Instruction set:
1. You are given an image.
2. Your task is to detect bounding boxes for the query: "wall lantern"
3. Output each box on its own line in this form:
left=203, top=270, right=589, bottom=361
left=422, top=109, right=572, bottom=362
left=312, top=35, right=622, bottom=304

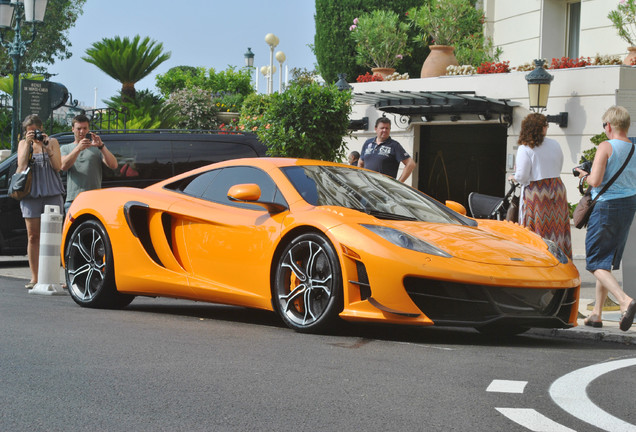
left=335, top=73, right=352, bottom=91
left=525, top=59, right=568, bottom=127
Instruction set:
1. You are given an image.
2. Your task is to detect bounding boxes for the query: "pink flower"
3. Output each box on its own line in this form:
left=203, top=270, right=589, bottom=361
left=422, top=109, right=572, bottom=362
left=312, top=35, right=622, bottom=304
left=396, top=54, right=403, bottom=59
left=353, top=17, right=359, bottom=25
left=620, top=0, right=626, bottom=4
left=349, top=24, right=357, bottom=31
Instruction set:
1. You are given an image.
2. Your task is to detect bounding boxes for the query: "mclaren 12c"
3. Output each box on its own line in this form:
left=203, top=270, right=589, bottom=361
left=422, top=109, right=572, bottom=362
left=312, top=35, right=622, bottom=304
left=61, top=158, right=580, bottom=334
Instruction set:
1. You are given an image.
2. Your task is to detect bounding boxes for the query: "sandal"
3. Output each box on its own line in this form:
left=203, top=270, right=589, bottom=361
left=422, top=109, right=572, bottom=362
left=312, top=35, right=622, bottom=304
left=584, top=315, right=603, bottom=328
left=619, top=300, right=636, bottom=332
left=24, top=282, right=35, bottom=289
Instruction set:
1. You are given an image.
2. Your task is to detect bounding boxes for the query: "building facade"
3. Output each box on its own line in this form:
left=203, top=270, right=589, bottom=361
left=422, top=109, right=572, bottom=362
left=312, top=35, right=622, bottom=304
left=344, top=0, right=635, bottom=257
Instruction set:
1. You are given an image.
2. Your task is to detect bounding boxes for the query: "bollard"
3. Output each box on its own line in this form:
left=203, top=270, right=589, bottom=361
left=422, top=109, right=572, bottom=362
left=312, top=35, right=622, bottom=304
left=29, top=205, right=67, bottom=296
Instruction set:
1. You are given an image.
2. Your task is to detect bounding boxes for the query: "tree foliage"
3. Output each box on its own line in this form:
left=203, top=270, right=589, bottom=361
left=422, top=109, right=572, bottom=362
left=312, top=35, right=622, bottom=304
left=83, top=35, right=171, bottom=102
left=166, top=87, right=219, bottom=130
left=155, top=66, right=254, bottom=99
left=104, top=90, right=179, bottom=129
left=0, top=0, right=86, bottom=76
left=314, top=0, right=424, bottom=83
left=253, top=82, right=352, bottom=161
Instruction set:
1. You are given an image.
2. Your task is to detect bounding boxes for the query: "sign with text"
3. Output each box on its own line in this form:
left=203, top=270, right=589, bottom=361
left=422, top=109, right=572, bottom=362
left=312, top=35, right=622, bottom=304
left=21, top=79, right=51, bottom=121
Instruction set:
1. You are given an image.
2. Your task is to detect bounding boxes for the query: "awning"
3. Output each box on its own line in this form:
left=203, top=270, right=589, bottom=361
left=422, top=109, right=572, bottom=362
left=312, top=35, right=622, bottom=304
left=353, top=90, right=517, bottom=125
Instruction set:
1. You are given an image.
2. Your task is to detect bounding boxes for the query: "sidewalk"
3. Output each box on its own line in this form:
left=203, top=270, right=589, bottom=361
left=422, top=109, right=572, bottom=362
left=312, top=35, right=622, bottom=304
left=1, top=256, right=634, bottom=344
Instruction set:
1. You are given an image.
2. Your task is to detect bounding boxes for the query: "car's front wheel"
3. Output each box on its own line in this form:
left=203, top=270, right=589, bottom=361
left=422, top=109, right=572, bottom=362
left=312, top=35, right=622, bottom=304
left=273, top=233, right=343, bottom=333
left=65, top=219, right=134, bottom=309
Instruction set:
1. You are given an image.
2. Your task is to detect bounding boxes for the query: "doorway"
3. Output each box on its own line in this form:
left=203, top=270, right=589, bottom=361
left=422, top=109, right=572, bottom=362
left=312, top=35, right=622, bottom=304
left=416, top=124, right=508, bottom=207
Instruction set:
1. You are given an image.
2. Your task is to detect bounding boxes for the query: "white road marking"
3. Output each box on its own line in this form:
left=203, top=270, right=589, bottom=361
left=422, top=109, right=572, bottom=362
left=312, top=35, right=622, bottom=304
left=487, top=379, right=528, bottom=393
left=495, top=408, right=576, bottom=432
left=549, top=357, right=636, bottom=432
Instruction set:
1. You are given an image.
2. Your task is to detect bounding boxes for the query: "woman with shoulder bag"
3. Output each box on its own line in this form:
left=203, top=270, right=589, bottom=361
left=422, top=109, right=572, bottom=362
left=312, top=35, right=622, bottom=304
left=17, top=114, right=64, bottom=289
left=575, top=106, right=636, bottom=331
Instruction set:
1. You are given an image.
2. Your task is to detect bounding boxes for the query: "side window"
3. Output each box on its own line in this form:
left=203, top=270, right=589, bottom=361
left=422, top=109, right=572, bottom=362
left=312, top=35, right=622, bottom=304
left=105, top=139, right=173, bottom=183
left=172, top=140, right=257, bottom=174
left=180, top=169, right=221, bottom=197
left=201, top=166, right=284, bottom=210
left=0, top=158, right=16, bottom=189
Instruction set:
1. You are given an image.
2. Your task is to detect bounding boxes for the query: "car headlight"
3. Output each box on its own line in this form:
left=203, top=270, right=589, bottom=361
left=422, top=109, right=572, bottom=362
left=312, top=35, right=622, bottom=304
left=544, top=238, right=568, bottom=264
left=361, top=224, right=451, bottom=258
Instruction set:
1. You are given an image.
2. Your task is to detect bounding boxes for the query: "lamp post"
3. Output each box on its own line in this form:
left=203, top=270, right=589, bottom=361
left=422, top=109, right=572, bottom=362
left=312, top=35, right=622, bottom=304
left=244, top=47, right=255, bottom=89
left=275, top=50, right=285, bottom=92
left=264, top=33, right=279, bottom=94
left=0, top=0, right=48, bottom=153
left=525, top=59, right=568, bottom=127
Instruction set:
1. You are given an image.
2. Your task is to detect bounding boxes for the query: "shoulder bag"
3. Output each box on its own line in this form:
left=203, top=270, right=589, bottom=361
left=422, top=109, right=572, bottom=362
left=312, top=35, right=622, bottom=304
left=8, top=147, right=33, bottom=201
left=573, top=143, right=634, bottom=229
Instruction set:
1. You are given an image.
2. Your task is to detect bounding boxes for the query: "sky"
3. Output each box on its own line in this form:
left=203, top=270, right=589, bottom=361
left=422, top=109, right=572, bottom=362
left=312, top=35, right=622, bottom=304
left=48, top=0, right=318, bottom=107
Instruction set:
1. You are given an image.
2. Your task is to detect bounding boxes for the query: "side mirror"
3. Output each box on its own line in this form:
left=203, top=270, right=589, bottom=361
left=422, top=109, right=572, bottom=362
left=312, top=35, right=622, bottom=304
left=445, top=200, right=467, bottom=216
left=228, top=183, right=261, bottom=201
left=227, top=183, right=287, bottom=214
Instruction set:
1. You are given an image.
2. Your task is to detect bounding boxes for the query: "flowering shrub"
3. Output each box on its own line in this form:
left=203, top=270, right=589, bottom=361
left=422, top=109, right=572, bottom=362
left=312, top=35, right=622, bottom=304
left=167, top=87, right=218, bottom=129
left=446, top=65, right=475, bottom=75
left=608, top=0, right=636, bottom=46
left=591, top=54, right=623, bottom=65
left=476, top=61, right=510, bottom=74
left=349, top=10, right=411, bottom=69
left=513, top=62, right=539, bottom=72
left=356, top=72, right=384, bottom=83
left=549, top=56, right=591, bottom=69
left=384, top=72, right=410, bottom=81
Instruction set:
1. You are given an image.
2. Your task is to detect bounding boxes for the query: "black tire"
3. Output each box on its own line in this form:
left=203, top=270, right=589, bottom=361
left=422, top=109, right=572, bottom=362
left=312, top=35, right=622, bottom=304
left=65, top=219, right=134, bottom=309
left=273, top=233, right=343, bottom=333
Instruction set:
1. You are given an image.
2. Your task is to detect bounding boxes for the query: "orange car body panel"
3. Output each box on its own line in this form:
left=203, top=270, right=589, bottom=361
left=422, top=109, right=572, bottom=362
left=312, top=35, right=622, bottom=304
left=61, top=158, right=580, bottom=328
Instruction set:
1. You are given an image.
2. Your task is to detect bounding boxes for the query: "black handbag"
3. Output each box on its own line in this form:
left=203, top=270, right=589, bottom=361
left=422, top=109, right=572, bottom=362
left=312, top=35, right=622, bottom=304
left=8, top=148, right=33, bottom=201
left=573, top=143, right=634, bottom=229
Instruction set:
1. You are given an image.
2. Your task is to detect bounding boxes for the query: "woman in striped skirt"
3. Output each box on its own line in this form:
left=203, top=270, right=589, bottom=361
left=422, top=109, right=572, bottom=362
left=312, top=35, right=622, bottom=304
left=510, top=113, right=572, bottom=258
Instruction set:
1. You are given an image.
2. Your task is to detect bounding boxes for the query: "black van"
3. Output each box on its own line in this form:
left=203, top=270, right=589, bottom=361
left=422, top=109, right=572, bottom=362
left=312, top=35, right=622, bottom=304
left=0, top=130, right=267, bottom=255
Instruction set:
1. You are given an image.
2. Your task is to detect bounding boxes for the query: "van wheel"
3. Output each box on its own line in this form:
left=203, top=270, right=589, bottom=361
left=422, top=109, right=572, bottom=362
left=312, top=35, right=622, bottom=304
left=65, top=220, right=134, bottom=309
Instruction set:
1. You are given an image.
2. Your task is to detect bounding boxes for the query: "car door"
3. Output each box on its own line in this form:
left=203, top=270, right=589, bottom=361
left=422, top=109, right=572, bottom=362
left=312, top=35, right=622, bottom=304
left=0, top=154, right=28, bottom=254
left=167, top=166, right=288, bottom=310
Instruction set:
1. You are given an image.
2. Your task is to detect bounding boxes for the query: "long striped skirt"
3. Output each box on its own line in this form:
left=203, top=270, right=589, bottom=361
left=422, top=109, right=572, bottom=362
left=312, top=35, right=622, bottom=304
left=521, top=177, right=572, bottom=258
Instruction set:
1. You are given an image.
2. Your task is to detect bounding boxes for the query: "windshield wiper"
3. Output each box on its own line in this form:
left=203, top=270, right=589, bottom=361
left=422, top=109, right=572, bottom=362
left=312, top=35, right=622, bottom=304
left=364, top=209, right=417, bottom=221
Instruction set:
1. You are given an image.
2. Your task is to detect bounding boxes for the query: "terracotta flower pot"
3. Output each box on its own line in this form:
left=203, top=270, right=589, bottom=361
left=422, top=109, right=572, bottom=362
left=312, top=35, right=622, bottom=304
left=623, top=47, right=636, bottom=66
left=420, top=45, right=459, bottom=78
left=371, top=67, right=396, bottom=78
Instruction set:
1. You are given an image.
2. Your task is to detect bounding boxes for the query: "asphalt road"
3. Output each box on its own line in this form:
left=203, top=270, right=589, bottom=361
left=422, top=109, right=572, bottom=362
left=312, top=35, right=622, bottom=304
left=1, top=276, right=635, bottom=432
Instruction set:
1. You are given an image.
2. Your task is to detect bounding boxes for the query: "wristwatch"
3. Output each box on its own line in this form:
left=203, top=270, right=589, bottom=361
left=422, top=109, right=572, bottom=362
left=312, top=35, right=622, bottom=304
left=97, top=144, right=104, bottom=150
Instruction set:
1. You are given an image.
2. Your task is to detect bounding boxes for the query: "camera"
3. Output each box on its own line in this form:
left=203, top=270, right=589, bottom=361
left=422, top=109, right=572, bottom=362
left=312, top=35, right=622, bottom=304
left=573, top=159, right=592, bottom=177
left=85, top=132, right=92, bottom=141
left=33, top=129, right=44, bottom=142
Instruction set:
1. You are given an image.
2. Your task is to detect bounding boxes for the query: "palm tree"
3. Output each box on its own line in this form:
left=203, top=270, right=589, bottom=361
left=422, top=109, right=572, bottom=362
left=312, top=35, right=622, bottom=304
left=83, top=35, right=171, bottom=102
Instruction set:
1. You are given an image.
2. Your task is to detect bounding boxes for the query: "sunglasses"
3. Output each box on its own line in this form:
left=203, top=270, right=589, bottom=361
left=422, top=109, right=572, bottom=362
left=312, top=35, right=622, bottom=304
left=602, top=122, right=608, bottom=129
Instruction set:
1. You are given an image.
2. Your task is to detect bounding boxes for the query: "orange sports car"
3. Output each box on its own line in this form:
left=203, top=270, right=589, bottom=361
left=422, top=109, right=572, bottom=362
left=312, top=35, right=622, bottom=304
left=61, top=158, right=580, bottom=334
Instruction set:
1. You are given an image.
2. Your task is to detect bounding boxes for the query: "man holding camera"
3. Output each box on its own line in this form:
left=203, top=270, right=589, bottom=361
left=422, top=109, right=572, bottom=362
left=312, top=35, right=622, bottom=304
left=60, top=114, right=118, bottom=212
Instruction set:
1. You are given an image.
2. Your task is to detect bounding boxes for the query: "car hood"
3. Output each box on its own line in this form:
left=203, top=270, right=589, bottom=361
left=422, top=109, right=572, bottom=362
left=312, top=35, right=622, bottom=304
left=389, top=221, right=556, bottom=267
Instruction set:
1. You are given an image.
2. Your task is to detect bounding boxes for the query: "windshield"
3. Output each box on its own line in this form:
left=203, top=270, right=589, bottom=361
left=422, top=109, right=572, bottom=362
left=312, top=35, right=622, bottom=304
left=282, top=165, right=463, bottom=224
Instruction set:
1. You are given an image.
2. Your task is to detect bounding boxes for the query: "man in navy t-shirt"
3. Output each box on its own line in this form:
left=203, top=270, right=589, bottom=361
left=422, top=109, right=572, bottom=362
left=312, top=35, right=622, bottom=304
left=358, top=117, right=415, bottom=182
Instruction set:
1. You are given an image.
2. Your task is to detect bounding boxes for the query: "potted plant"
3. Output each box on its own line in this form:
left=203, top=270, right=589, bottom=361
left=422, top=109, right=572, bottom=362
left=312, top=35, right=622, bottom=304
left=607, top=0, right=636, bottom=64
left=349, top=10, right=411, bottom=78
left=408, top=0, right=488, bottom=77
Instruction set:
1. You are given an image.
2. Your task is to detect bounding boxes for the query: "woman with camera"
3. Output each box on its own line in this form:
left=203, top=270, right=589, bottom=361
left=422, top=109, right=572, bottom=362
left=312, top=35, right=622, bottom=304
left=510, top=112, right=572, bottom=258
left=576, top=106, right=636, bottom=331
left=16, top=114, right=64, bottom=289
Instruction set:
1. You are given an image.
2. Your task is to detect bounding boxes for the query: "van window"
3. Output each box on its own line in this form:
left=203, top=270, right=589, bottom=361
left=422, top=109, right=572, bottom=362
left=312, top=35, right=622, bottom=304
left=172, top=140, right=257, bottom=173
left=104, top=140, right=173, bottom=186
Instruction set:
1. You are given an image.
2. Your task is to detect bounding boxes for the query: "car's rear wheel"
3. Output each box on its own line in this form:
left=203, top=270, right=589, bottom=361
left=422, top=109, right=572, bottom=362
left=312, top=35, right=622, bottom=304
left=274, top=233, right=343, bottom=333
left=65, top=219, right=134, bottom=309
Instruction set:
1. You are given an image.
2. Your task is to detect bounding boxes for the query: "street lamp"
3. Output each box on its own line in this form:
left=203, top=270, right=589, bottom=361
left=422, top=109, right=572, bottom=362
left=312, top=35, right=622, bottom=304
left=525, top=59, right=568, bottom=127
left=0, top=0, right=48, bottom=153
left=275, top=50, right=285, bottom=92
left=244, top=47, right=254, bottom=68
left=264, top=33, right=279, bottom=94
